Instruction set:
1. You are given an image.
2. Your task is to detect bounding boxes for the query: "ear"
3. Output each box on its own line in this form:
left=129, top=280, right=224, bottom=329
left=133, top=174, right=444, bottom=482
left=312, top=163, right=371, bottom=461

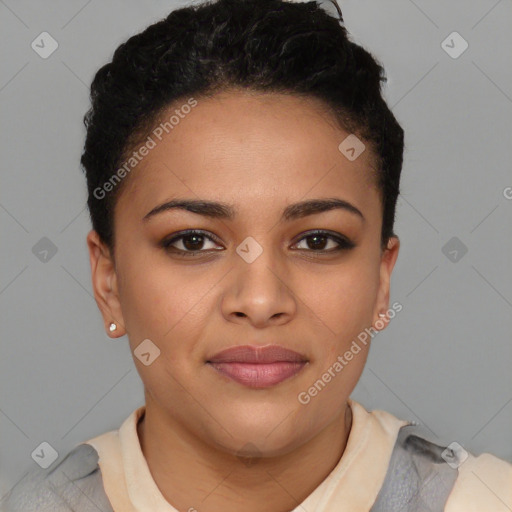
left=373, top=236, right=400, bottom=330
left=86, top=229, right=126, bottom=338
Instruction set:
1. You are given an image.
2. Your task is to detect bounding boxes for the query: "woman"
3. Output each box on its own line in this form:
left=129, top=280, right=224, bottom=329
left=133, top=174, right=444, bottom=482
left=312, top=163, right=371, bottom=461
left=2, top=0, right=511, bottom=510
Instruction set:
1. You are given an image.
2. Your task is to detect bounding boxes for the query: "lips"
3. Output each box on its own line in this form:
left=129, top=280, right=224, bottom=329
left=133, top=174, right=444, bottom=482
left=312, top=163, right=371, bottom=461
left=207, top=345, right=308, bottom=388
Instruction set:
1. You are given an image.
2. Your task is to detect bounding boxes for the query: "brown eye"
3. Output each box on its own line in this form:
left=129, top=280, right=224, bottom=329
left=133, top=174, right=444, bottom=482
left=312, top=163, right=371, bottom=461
left=162, top=230, right=223, bottom=256
left=293, top=230, right=355, bottom=252
left=178, top=233, right=207, bottom=251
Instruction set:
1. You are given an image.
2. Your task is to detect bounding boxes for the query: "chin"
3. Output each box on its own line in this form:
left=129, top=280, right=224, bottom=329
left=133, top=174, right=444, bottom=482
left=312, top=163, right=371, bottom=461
left=204, top=408, right=311, bottom=458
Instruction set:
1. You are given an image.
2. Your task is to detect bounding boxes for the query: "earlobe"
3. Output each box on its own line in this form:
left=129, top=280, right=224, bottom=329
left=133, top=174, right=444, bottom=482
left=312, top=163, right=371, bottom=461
left=86, top=230, right=126, bottom=338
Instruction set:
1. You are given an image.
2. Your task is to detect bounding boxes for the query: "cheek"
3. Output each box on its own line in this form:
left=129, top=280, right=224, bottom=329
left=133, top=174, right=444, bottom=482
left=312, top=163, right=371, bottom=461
left=303, top=261, right=379, bottom=353
left=117, top=252, right=214, bottom=353
left=116, top=258, right=207, bottom=394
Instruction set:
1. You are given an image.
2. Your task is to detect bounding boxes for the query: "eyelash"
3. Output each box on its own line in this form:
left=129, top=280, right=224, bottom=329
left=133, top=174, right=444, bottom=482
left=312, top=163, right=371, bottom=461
left=161, top=229, right=355, bottom=257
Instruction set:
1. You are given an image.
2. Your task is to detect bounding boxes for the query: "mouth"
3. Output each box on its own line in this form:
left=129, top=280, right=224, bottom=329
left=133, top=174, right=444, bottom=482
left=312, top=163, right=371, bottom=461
left=206, top=345, right=308, bottom=389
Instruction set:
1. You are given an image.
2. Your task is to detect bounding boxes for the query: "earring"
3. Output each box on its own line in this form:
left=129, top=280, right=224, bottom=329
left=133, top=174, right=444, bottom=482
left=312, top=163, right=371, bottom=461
left=378, top=313, right=386, bottom=318
left=109, top=322, right=117, bottom=332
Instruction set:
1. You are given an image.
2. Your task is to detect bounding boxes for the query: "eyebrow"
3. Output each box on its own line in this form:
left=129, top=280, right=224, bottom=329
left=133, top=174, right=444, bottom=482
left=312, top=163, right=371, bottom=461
left=142, top=197, right=365, bottom=223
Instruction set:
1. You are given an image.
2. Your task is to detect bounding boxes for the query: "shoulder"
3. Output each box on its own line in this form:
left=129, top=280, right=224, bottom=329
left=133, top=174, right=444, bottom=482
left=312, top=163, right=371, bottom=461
left=371, top=422, right=512, bottom=512
left=0, top=443, right=113, bottom=512
left=445, top=450, right=512, bottom=511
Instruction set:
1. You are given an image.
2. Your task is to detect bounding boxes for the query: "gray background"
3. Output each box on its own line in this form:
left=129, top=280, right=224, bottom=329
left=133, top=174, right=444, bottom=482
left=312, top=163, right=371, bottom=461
left=1, top=0, right=511, bottom=498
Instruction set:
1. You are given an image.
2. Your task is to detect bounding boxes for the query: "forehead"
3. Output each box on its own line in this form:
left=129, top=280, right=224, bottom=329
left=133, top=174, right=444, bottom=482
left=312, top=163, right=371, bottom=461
left=115, top=90, right=380, bottom=223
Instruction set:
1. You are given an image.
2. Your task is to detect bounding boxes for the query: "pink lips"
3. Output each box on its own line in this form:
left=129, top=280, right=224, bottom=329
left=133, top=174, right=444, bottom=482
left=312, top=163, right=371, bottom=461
left=207, top=345, right=308, bottom=388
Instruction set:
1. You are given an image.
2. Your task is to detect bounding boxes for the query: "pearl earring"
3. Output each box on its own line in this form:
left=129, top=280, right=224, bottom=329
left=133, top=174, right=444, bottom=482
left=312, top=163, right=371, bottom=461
left=109, top=322, right=117, bottom=332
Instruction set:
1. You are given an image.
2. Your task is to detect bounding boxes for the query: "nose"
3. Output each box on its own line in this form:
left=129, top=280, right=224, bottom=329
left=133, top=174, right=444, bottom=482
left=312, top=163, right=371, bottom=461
left=221, top=247, right=297, bottom=329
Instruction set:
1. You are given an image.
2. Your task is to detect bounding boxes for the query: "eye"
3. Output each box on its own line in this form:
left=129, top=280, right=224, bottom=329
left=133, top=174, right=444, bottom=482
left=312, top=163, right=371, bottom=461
left=161, top=229, right=355, bottom=257
left=161, top=230, right=223, bottom=256
left=292, top=230, right=355, bottom=253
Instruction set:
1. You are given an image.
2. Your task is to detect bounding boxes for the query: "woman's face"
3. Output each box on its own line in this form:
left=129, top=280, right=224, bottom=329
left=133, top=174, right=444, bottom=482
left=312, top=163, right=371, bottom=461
left=88, top=90, right=399, bottom=456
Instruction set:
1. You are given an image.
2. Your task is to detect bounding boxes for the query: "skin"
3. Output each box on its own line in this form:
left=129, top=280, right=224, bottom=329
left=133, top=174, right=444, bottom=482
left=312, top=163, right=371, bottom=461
left=87, top=89, right=400, bottom=512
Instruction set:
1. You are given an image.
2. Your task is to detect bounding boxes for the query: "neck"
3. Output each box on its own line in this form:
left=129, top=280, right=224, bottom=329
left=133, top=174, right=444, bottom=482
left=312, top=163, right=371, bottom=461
left=137, top=400, right=353, bottom=512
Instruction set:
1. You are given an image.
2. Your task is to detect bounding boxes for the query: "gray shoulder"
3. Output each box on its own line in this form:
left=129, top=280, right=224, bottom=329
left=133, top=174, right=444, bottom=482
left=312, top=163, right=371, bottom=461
left=371, top=424, right=460, bottom=512
left=0, top=443, right=113, bottom=512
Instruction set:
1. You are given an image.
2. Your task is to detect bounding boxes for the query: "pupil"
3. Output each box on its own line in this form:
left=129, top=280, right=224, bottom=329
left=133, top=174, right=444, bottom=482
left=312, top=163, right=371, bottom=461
left=309, top=235, right=327, bottom=250
left=184, top=234, right=204, bottom=251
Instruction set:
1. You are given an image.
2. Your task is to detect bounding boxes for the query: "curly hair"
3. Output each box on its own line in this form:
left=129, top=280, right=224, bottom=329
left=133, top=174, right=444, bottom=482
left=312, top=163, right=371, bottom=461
left=80, top=0, right=404, bottom=256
